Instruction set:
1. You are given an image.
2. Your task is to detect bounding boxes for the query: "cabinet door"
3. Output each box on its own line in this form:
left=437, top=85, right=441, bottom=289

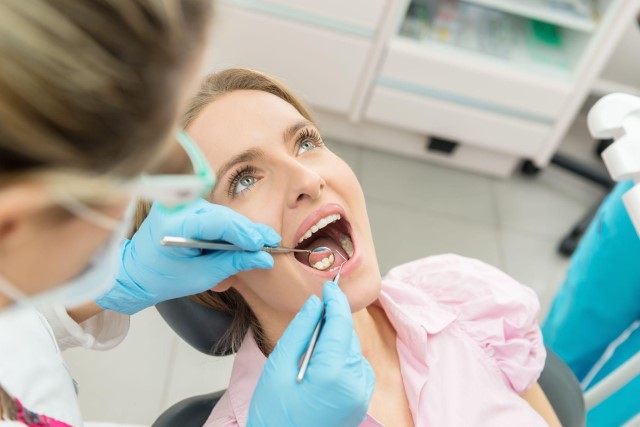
left=205, top=5, right=372, bottom=114
left=378, top=38, right=572, bottom=121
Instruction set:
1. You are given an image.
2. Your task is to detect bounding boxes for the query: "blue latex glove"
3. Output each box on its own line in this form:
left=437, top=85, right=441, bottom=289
left=248, top=281, right=375, bottom=427
left=96, top=199, right=281, bottom=315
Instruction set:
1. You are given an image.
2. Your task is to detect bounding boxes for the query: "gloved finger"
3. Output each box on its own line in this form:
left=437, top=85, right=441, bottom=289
left=348, top=329, right=375, bottom=391
left=254, top=223, right=281, bottom=247
left=347, top=329, right=375, bottom=413
left=314, top=281, right=353, bottom=368
left=183, top=202, right=278, bottom=251
left=347, top=328, right=364, bottom=360
left=363, top=358, right=375, bottom=406
left=270, top=295, right=323, bottom=364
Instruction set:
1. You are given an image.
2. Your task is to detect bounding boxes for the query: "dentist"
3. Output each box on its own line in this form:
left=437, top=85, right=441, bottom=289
left=0, top=1, right=373, bottom=426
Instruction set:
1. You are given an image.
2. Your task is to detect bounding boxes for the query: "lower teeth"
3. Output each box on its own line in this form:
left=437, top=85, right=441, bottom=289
left=304, top=235, right=353, bottom=272
left=309, top=247, right=335, bottom=271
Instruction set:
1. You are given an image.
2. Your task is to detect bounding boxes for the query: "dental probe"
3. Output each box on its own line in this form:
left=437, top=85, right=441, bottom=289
left=160, top=236, right=312, bottom=254
left=297, top=263, right=343, bottom=382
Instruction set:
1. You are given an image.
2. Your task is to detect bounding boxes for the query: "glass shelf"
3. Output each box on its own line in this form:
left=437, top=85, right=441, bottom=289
left=400, top=0, right=587, bottom=76
left=462, top=0, right=597, bottom=33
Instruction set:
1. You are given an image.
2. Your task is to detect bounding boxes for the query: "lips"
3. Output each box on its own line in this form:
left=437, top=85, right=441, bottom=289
left=291, top=203, right=361, bottom=278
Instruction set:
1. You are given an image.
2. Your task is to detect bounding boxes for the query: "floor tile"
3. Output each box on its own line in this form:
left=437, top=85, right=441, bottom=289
left=360, top=149, right=497, bottom=226
left=161, top=338, right=234, bottom=412
left=62, top=309, right=176, bottom=426
left=367, top=200, right=502, bottom=275
left=491, top=168, right=605, bottom=238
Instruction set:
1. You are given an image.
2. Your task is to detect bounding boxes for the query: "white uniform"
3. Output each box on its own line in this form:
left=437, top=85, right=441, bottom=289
left=0, top=305, right=131, bottom=427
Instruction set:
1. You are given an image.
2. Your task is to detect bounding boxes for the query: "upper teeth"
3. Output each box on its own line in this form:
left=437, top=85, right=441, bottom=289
left=298, top=214, right=341, bottom=244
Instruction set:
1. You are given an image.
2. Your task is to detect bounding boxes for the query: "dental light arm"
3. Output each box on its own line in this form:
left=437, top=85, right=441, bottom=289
left=588, top=93, right=640, bottom=236
left=582, top=94, right=640, bottom=409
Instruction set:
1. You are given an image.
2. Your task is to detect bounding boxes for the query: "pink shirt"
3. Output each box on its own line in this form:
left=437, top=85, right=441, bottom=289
left=204, top=254, right=548, bottom=427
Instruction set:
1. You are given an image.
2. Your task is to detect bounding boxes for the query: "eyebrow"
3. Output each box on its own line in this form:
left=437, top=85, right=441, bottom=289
left=216, top=147, right=265, bottom=183
left=215, top=120, right=315, bottom=184
left=284, top=120, right=314, bottom=142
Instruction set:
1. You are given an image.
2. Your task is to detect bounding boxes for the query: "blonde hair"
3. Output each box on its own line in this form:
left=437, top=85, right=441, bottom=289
left=135, top=68, right=316, bottom=354
left=0, top=0, right=212, bottom=198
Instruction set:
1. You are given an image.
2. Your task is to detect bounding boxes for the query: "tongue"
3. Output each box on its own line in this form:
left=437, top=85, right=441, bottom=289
left=295, top=236, right=349, bottom=267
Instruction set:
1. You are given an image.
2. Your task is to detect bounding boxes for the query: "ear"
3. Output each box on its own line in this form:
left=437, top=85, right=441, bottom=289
left=211, top=276, right=233, bottom=292
left=0, top=182, right=53, bottom=242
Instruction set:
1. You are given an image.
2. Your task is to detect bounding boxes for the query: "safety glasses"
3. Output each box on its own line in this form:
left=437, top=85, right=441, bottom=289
left=134, top=130, right=216, bottom=210
left=51, top=129, right=216, bottom=230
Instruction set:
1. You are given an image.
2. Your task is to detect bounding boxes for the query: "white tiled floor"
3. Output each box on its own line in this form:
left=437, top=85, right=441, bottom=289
left=62, top=113, right=607, bottom=426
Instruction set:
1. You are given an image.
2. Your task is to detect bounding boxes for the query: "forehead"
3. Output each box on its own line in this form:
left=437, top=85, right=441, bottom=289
left=187, top=90, right=305, bottom=169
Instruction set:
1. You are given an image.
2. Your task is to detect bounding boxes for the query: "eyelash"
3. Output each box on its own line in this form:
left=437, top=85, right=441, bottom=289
left=227, top=165, right=258, bottom=198
left=226, top=128, right=325, bottom=198
left=295, top=128, right=324, bottom=151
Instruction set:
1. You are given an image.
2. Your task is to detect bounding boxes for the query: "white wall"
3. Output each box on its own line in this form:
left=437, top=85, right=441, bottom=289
left=597, top=13, right=640, bottom=92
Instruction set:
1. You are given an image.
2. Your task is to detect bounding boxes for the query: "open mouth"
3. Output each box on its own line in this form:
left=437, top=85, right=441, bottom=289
left=293, top=212, right=354, bottom=272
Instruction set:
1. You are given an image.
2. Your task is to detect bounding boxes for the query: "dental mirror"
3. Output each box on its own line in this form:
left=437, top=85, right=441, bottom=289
left=308, top=246, right=335, bottom=271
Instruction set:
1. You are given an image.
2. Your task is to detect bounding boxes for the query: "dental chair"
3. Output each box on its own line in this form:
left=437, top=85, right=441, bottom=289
left=152, top=297, right=586, bottom=427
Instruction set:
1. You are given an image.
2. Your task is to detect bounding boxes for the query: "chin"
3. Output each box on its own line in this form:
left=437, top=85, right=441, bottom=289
left=337, top=256, right=382, bottom=313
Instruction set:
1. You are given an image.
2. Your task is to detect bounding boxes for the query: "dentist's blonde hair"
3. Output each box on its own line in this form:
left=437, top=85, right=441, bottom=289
left=135, top=68, right=316, bottom=355
left=0, top=0, right=211, bottom=200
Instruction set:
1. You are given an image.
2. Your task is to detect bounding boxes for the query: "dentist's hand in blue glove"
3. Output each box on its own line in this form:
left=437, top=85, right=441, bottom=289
left=96, top=199, right=281, bottom=315
left=248, top=281, right=375, bottom=427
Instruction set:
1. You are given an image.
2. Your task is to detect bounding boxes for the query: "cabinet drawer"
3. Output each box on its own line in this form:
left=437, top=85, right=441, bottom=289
left=365, top=85, right=550, bottom=158
left=316, top=110, right=520, bottom=178
left=206, top=5, right=372, bottom=114
left=379, top=38, right=572, bottom=121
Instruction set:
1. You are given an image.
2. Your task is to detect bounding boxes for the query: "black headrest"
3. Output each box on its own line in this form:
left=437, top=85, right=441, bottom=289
left=156, top=297, right=234, bottom=356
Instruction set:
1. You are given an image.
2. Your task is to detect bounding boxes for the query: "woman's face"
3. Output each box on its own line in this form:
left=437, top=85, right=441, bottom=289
left=188, top=90, right=381, bottom=327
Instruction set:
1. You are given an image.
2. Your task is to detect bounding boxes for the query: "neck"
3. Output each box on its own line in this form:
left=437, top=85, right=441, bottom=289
left=353, top=303, right=397, bottom=366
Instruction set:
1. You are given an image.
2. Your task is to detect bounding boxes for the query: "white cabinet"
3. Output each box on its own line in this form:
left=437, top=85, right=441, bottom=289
left=205, top=3, right=374, bottom=114
left=203, top=0, right=640, bottom=177
left=362, top=0, right=639, bottom=174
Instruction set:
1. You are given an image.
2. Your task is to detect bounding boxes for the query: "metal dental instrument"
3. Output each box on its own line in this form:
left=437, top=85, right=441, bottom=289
left=160, top=236, right=312, bottom=254
left=297, top=260, right=344, bottom=382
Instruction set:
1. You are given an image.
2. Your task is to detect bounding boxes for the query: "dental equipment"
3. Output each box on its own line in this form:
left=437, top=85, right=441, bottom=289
left=161, top=236, right=312, bottom=254
left=297, top=261, right=344, bottom=382
left=161, top=237, right=341, bottom=272
left=588, top=93, right=640, bottom=236
left=582, top=93, right=640, bottom=408
left=307, top=246, right=335, bottom=270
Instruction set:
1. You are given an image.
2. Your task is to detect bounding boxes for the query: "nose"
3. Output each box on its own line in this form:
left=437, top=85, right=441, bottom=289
left=286, top=161, right=325, bottom=208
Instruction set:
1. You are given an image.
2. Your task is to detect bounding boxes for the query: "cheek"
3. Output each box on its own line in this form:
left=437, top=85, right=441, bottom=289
left=233, top=257, right=320, bottom=313
left=217, top=183, right=285, bottom=231
left=326, top=156, right=364, bottom=200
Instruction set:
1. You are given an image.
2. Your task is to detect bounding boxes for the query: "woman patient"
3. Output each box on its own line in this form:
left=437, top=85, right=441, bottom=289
left=145, top=68, right=561, bottom=426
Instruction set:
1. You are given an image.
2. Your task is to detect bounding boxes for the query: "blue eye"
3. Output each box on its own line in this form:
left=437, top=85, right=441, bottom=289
left=227, top=165, right=259, bottom=198
left=234, top=175, right=257, bottom=194
left=295, top=128, right=324, bottom=155
left=297, top=139, right=317, bottom=155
